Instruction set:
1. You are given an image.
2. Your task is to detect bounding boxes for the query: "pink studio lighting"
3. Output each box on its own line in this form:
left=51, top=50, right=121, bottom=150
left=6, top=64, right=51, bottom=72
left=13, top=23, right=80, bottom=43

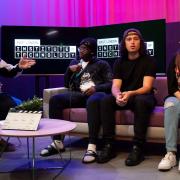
left=0, top=0, right=180, bottom=27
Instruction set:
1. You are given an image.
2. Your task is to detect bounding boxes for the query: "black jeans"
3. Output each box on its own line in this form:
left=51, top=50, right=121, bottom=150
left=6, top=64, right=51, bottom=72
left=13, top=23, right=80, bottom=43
left=100, top=94, right=156, bottom=148
left=0, top=93, right=16, bottom=120
left=49, top=91, right=108, bottom=142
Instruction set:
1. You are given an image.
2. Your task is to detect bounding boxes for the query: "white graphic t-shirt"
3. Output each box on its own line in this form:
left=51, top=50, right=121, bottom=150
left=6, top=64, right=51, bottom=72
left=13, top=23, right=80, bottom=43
left=79, top=60, right=95, bottom=92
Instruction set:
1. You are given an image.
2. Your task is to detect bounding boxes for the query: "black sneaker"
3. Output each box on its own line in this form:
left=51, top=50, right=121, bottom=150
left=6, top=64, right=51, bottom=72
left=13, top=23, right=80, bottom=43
left=125, top=145, right=145, bottom=166
left=96, top=144, right=116, bottom=163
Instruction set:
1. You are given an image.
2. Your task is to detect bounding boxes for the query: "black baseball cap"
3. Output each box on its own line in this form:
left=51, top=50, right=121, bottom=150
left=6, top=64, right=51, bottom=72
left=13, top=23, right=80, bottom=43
left=80, top=37, right=97, bottom=53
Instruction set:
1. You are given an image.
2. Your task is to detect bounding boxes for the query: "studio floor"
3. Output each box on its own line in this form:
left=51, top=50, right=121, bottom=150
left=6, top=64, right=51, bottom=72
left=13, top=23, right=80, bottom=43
left=0, top=136, right=179, bottom=180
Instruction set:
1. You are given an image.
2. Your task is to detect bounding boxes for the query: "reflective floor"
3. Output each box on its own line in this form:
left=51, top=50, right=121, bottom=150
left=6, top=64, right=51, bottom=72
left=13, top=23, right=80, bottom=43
left=0, top=136, right=179, bottom=180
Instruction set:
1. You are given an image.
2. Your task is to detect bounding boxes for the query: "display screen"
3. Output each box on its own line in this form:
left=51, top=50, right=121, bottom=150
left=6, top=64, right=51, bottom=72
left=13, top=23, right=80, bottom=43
left=89, top=19, right=166, bottom=75
left=1, top=19, right=165, bottom=75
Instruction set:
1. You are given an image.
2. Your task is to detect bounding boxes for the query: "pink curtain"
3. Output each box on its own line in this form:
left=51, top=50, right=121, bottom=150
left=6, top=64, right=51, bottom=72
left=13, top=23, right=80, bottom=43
left=0, top=0, right=180, bottom=27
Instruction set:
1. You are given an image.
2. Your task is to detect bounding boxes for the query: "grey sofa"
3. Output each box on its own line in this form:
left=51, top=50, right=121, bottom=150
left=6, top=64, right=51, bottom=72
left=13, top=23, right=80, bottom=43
left=43, top=77, right=175, bottom=143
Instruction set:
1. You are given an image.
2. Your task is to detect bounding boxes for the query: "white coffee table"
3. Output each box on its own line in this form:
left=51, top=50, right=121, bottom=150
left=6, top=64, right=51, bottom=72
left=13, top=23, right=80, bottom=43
left=0, top=118, right=76, bottom=180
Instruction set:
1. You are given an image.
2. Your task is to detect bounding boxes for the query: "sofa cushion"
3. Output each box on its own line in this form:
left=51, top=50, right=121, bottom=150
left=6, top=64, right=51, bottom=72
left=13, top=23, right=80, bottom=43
left=63, top=106, right=165, bottom=127
left=153, top=77, right=167, bottom=106
left=63, top=108, right=87, bottom=122
left=149, top=106, right=164, bottom=127
left=60, top=77, right=168, bottom=129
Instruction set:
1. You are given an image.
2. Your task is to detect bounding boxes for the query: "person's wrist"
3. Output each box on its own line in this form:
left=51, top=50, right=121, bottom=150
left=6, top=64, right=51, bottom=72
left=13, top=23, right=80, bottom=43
left=16, top=64, right=23, bottom=72
left=114, top=92, right=120, bottom=98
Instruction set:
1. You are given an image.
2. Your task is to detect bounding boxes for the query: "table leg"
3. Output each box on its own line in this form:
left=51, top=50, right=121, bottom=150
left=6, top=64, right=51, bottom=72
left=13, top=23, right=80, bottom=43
left=32, top=137, right=35, bottom=180
left=51, top=134, right=72, bottom=180
left=26, top=137, right=36, bottom=180
left=27, top=137, right=30, bottom=159
left=0, top=134, right=72, bottom=179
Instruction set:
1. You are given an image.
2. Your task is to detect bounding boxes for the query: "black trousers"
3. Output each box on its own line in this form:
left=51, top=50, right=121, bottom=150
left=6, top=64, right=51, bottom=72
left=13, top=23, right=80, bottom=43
left=49, top=91, right=108, bottom=143
left=100, top=94, right=156, bottom=148
left=0, top=93, right=16, bottom=120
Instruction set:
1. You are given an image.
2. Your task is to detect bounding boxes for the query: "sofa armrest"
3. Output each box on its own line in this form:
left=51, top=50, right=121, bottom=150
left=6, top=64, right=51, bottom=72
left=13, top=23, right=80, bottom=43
left=43, top=87, right=68, bottom=118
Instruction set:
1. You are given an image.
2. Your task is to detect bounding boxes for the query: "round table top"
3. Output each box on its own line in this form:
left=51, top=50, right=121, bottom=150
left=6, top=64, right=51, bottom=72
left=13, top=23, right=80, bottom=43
left=0, top=118, right=76, bottom=137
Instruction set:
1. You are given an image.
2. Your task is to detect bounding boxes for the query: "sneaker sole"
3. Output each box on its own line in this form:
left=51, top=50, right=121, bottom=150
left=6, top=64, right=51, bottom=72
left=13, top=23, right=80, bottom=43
left=82, top=159, right=96, bottom=164
left=125, top=156, right=145, bottom=166
left=96, top=153, right=116, bottom=164
left=158, top=165, right=176, bottom=171
left=40, top=148, right=65, bottom=157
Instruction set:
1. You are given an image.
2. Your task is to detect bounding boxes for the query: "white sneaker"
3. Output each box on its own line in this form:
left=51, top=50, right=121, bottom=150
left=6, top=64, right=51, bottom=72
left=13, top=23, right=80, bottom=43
left=158, top=152, right=176, bottom=171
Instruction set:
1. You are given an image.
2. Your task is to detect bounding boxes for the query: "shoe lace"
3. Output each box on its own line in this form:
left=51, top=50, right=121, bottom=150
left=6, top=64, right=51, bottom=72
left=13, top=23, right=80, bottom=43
left=163, top=152, right=175, bottom=161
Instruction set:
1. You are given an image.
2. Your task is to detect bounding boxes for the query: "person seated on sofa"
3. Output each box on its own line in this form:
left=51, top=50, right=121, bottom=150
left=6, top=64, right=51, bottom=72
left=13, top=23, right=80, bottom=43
left=0, top=55, right=36, bottom=151
left=40, top=37, right=112, bottom=157
left=95, top=28, right=157, bottom=164
left=158, top=49, right=180, bottom=171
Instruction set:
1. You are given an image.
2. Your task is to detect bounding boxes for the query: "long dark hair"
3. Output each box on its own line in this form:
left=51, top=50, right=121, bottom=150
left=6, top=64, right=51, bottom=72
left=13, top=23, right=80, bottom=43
left=120, top=31, right=147, bottom=59
left=175, top=49, right=180, bottom=72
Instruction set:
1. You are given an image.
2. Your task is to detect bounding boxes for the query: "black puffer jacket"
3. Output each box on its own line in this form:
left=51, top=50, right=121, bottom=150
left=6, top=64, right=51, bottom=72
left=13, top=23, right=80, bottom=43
left=64, top=57, right=112, bottom=93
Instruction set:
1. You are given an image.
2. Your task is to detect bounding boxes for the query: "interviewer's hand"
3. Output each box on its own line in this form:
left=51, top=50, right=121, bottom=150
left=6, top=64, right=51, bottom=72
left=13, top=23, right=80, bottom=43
left=18, top=54, right=36, bottom=69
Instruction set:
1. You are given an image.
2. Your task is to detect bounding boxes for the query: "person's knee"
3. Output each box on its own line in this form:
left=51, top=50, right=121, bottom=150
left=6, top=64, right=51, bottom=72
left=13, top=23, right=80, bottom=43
left=101, top=95, right=114, bottom=104
left=99, top=95, right=115, bottom=113
left=49, top=94, right=66, bottom=106
left=164, top=97, right=179, bottom=109
left=87, top=92, right=105, bottom=106
left=134, top=95, right=154, bottom=111
left=49, top=96, right=58, bottom=107
left=87, top=98, right=97, bottom=107
left=164, top=101, right=175, bottom=109
left=164, top=99, right=179, bottom=123
left=134, top=96, right=147, bottom=106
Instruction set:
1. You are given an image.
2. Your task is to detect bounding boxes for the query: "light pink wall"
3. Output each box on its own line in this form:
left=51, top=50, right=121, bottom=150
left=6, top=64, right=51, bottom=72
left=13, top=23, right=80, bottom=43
left=0, top=0, right=180, bottom=27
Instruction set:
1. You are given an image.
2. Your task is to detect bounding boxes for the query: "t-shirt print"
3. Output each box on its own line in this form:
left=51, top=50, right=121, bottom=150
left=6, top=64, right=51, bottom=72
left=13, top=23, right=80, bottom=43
left=80, top=72, right=95, bottom=92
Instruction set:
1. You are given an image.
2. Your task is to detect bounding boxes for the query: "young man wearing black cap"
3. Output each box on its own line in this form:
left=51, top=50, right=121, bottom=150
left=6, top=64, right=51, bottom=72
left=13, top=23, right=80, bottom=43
left=40, top=37, right=112, bottom=157
left=96, top=29, right=157, bottom=165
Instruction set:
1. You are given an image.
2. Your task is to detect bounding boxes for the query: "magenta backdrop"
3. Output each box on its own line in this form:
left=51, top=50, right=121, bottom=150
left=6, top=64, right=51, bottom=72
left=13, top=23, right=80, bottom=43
left=0, top=0, right=180, bottom=100
left=0, top=0, right=180, bottom=27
